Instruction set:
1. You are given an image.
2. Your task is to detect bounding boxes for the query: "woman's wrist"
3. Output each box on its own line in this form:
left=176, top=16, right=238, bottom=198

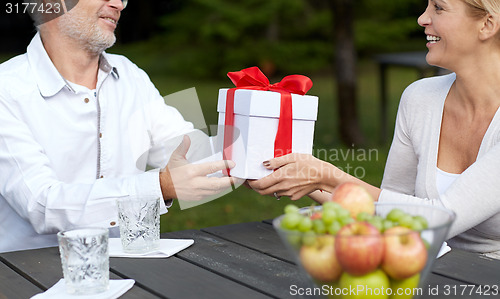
left=317, top=160, right=343, bottom=193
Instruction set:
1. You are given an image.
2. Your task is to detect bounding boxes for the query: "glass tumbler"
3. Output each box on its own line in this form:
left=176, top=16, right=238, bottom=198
left=117, top=196, right=160, bottom=253
left=57, top=228, right=109, bottom=295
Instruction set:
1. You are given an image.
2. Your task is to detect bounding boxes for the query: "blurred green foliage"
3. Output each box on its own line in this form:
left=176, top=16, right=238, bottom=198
left=356, top=0, right=426, bottom=54
left=157, top=0, right=332, bottom=77
left=131, top=0, right=427, bottom=78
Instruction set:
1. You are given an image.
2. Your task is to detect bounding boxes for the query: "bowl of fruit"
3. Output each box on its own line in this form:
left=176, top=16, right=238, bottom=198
left=273, top=183, right=456, bottom=299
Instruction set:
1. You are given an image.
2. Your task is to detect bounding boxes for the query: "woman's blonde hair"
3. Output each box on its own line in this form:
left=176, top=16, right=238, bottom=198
left=462, top=0, right=500, bottom=18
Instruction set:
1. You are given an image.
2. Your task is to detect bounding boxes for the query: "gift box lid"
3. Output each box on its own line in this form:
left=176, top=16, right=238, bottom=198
left=217, top=89, right=318, bottom=121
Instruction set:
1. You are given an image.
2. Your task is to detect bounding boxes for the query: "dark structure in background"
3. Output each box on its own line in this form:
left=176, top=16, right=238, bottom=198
left=332, top=0, right=364, bottom=146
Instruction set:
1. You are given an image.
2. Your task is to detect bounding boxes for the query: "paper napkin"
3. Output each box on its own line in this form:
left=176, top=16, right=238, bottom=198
left=437, top=241, right=451, bottom=258
left=31, top=279, right=134, bottom=299
left=109, top=238, right=194, bottom=258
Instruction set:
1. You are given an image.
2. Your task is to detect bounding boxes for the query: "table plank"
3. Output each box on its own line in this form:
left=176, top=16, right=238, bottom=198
left=432, top=249, right=500, bottom=287
left=202, top=221, right=295, bottom=263
left=110, top=255, right=268, bottom=299
left=0, top=247, right=159, bottom=298
left=163, top=229, right=319, bottom=299
left=0, top=261, right=43, bottom=299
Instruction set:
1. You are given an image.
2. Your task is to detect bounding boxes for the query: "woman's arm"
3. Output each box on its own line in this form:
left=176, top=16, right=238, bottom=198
left=249, top=153, right=381, bottom=202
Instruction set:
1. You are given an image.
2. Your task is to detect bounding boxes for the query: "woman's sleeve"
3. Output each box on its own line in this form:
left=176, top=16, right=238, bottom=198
left=380, top=143, right=500, bottom=238
left=380, top=85, right=419, bottom=195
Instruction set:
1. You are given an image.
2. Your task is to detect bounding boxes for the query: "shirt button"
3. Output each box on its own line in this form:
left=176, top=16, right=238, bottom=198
left=100, top=175, right=104, bottom=179
left=110, top=221, right=116, bottom=226
left=99, top=133, right=103, bottom=138
left=84, top=98, right=90, bottom=103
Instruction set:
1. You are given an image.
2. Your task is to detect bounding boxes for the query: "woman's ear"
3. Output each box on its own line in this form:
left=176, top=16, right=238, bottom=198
left=479, top=14, right=500, bottom=41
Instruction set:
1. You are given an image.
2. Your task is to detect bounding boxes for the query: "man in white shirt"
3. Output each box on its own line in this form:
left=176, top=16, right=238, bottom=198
left=0, top=0, right=235, bottom=252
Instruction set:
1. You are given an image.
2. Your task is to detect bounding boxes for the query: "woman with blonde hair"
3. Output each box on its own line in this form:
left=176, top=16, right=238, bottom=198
left=250, top=0, right=500, bottom=259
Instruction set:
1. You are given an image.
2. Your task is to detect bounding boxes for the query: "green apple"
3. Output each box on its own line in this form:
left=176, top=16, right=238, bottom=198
left=390, top=274, right=420, bottom=299
left=339, top=269, right=390, bottom=299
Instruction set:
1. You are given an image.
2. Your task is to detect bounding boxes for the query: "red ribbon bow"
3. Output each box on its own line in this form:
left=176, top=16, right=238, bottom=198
left=223, top=66, right=313, bottom=175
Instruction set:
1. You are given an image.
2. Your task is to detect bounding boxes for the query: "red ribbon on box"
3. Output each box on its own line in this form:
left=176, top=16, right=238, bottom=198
left=223, top=66, right=313, bottom=176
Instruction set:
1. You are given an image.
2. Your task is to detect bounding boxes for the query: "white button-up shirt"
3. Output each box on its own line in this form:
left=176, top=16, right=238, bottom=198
left=0, top=33, right=194, bottom=252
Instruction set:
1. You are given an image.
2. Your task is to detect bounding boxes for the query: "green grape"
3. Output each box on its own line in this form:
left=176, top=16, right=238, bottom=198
left=382, top=219, right=394, bottom=232
left=281, top=213, right=303, bottom=230
left=284, top=204, right=300, bottom=214
left=386, top=208, right=406, bottom=222
left=410, top=220, right=425, bottom=231
left=322, top=201, right=341, bottom=211
left=302, top=231, right=317, bottom=246
left=413, top=215, right=429, bottom=229
left=287, top=234, right=302, bottom=248
left=367, top=218, right=383, bottom=232
left=327, top=220, right=342, bottom=235
left=336, top=208, right=350, bottom=219
left=356, top=212, right=372, bottom=222
left=322, top=208, right=337, bottom=225
left=312, top=219, right=326, bottom=234
left=297, top=217, right=313, bottom=232
left=398, top=214, right=414, bottom=228
left=339, top=217, right=355, bottom=226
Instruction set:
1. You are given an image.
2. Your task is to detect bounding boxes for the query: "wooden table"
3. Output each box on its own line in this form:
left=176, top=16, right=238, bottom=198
left=1, top=220, right=499, bottom=298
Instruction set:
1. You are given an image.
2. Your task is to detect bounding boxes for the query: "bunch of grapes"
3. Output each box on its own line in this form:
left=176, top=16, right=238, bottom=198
left=280, top=203, right=428, bottom=246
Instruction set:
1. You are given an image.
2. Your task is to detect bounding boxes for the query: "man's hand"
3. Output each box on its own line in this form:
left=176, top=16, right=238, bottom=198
left=160, top=135, right=236, bottom=202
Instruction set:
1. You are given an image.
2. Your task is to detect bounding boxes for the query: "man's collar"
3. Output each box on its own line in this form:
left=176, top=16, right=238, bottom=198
left=99, top=55, right=120, bottom=80
left=26, top=32, right=119, bottom=98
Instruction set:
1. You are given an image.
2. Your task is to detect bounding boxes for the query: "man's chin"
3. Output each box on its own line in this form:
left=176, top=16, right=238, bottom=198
left=85, top=37, right=116, bottom=55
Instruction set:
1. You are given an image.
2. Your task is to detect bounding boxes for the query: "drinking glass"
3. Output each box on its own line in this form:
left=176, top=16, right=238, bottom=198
left=116, top=196, right=160, bottom=253
left=57, top=228, right=109, bottom=295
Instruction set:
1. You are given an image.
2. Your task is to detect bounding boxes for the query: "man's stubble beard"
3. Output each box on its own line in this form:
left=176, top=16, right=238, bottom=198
left=58, top=9, right=116, bottom=55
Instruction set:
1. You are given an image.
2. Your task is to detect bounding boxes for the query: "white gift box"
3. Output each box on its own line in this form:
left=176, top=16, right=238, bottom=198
left=217, top=88, right=318, bottom=179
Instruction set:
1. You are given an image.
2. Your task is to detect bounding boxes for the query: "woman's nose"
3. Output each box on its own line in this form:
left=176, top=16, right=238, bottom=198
left=417, top=6, right=431, bottom=27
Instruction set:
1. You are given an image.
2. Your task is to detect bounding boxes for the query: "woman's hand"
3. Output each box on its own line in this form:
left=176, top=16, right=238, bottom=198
left=248, top=153, right=341, bottom=201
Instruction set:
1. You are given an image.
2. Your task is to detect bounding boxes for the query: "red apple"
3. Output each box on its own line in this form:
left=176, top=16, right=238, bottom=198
left=335, top=222, right=384, bottom=276
left=382, top=226, right=428, bottom=280
left=299, top=235, right=342, bottom=282
left=331, top=182, right=375, bottom=219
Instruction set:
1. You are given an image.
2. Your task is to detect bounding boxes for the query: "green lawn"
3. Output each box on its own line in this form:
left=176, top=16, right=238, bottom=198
left=0, top=49, right=423, bottom=233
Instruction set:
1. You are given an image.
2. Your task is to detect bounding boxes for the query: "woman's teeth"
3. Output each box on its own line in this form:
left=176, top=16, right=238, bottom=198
left=427, top=35, right=441, bottom=43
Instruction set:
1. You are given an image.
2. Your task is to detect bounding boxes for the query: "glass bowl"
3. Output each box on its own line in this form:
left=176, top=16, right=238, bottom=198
left=273, top=202, right=456, bottom=298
